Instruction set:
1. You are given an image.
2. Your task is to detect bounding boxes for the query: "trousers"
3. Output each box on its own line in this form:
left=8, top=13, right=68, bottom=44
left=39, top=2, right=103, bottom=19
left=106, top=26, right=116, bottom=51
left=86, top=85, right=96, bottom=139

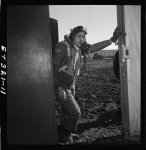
left=58, top=79, right=81, bottom=133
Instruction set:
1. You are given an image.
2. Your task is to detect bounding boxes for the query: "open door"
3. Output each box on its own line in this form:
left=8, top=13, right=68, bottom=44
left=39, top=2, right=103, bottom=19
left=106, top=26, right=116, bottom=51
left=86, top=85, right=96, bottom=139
left=117, top=5, right=141, bottom=142
left=7, top=6, right=57, bottom=145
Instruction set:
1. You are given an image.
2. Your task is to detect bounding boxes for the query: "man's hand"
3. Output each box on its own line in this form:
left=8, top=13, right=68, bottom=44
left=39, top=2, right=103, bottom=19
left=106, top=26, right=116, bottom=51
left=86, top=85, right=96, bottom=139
left=111, top=27, right=122, bottom=43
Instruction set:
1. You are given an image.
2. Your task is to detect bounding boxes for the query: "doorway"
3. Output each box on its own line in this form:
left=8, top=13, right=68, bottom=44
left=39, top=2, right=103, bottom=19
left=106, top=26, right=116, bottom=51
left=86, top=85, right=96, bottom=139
left=49, top=5, right=140, bottom=144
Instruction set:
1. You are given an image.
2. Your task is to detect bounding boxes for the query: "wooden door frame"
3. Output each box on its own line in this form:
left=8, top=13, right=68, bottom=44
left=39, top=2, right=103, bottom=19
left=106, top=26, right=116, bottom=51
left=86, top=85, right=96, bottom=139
left=117, top=5, right=130, bottom=139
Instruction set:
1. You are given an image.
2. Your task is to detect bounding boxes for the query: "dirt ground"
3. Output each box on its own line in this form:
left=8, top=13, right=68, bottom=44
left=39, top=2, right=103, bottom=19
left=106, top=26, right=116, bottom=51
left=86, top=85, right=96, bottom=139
left=55, top=58, right=140, bottom=145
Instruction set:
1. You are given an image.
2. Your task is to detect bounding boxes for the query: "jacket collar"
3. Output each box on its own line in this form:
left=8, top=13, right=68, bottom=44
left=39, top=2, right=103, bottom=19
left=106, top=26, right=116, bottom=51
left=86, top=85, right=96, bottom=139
left=64, top=34, right=80, bottom=52
left=74, top=44, right=80, bottom=53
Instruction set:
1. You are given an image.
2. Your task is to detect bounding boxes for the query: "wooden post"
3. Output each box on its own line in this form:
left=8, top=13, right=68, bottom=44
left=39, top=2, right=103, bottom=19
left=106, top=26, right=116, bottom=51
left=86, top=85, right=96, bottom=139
left=117, top=5, right=130, bottom=139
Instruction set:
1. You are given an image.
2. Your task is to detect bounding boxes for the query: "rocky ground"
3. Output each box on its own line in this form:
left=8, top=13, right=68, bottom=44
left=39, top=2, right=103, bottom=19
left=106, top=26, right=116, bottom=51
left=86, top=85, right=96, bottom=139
left=55, top=58, right=140, bottom=145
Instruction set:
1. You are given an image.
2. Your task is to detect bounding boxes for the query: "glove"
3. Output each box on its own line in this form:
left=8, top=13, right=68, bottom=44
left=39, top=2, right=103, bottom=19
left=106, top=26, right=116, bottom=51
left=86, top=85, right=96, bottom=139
left=81, top=42, right=90, bottom=55
left=111, top=27, right=122, bottom=43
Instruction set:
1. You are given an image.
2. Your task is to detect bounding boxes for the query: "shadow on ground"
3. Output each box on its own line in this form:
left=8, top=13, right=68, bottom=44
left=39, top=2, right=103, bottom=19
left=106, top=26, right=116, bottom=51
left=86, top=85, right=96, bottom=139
left=76, top=109, right=122, bottom=134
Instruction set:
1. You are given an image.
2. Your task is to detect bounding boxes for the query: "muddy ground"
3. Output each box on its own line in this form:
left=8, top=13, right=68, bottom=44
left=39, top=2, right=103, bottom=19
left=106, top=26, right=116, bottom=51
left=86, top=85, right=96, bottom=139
left=55, top=58, right=141, bottom=145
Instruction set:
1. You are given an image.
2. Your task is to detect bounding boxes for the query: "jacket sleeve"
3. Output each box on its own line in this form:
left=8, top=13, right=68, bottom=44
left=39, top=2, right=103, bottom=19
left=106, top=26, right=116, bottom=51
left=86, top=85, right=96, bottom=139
left=89, top=39, right=112, bottom=53
left=53, top=42, right=67, bottom=86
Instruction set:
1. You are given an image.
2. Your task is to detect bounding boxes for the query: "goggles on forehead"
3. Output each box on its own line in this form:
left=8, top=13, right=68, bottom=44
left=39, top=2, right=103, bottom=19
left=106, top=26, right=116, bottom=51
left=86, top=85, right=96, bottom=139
left=70, top=26, right=87, bottom=34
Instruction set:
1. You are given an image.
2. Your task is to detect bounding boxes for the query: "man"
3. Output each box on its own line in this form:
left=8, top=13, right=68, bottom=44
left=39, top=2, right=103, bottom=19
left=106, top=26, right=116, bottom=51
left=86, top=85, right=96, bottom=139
left=53, top=26, right=122, bottom=144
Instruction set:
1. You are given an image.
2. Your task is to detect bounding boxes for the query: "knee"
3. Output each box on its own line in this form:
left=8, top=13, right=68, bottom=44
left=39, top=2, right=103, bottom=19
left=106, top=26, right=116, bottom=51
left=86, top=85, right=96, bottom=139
left=67, top=96, right=81, bottom=118
left=73, top=108, right=81, bottom=119
left=77, top=109, right=81, bottom=118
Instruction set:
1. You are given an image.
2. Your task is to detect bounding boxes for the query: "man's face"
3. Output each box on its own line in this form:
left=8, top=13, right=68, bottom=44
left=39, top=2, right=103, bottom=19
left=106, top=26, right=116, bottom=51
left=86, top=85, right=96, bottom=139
left=73, top=32, right=86, bottom=48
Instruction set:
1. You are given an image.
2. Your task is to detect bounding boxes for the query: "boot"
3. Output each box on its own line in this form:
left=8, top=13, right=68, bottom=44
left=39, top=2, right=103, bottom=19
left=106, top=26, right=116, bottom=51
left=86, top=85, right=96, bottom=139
left=57, top=125, right=73, bottom=144
left=71, top=133, right=80, bottom=140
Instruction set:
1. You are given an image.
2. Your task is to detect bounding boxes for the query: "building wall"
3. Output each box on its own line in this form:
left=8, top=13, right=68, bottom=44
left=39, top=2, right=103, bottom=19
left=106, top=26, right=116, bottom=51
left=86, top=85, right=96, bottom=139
left=124, top=5, right=141, bottom=137
left=90, top=50, right=118, bottom=58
